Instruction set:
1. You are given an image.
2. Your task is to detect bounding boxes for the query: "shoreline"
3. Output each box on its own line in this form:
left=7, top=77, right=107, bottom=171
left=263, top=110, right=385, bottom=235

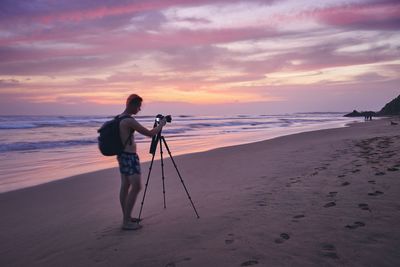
left=0, top=118, right=362, bottom=194
left=1, top=117, right=399, bottom=266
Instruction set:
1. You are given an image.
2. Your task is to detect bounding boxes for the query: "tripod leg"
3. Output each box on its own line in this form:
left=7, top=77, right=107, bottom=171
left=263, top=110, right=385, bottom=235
left=159, top=137, right=167, bottom=209
left=161, top=137, right=200, bottom=219
left=138, top=150, right=157, bottom=220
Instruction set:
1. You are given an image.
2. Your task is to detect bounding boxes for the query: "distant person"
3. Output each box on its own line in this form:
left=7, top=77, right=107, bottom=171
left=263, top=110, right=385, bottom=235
left=117, top=94, right=167, bottom=230
left=363, top=111, right=374, bottom=121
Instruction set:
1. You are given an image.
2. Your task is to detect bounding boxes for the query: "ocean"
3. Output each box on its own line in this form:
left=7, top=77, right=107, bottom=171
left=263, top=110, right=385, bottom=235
left=0, top=113, right=362, bottom=193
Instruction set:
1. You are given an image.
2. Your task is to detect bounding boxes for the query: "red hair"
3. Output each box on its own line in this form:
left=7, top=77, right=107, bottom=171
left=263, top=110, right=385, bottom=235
left=126, top=94, right=143, bottom=107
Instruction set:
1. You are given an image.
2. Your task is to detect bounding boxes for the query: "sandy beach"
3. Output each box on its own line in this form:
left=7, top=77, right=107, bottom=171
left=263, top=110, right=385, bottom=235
left=1, top=118, right=399, bottom=267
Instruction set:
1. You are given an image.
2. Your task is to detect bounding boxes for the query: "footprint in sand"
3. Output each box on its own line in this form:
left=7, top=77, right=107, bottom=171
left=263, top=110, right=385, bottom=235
left=274, top=233, right=290, bottom=244
left=225, top=233, right=235, bottom=245
left=286, top=177, right=302, bottom=187
left=345, top=221, right=366, bottom=229
left=327, top=192, right=337, bottom=197
left=351, top=169, right=360, bottom=173
left=320, top=243, right=339, bottom=259
left=256, top=199, right=267, bottom=207
left=324, top=202, right=336, bottom=208
left=358, top=203, right=371, bottom=211
left=368, top=190, right=384, bottom=196
left=165, top=257, right=191, bottom=267
left=341, top=181, right=350, bottom=186
left=338, top=174, right=346, bottom=178
left=241, top=260, right=259, bottom=266
left=375, top=172, right=386, bottom=176
left=292, top=214, right=305, bottom=222
left=368, top=180, right=376, bottom=184
left=387, top=167, right=399, bottom=172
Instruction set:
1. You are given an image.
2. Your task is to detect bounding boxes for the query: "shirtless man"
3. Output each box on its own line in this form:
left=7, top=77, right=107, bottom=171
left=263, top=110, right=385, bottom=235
left=117, top=94, right=167, bottom=230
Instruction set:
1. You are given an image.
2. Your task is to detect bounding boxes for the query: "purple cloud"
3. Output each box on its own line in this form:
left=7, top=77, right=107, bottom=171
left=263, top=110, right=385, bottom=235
left=313, top=0, right=400, bottom=31
left=0, top=0, right=399, bottom=115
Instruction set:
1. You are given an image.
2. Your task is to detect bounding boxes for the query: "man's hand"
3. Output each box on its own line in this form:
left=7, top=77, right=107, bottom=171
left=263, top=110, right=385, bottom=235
left=160, top=118, right=167, bottom=127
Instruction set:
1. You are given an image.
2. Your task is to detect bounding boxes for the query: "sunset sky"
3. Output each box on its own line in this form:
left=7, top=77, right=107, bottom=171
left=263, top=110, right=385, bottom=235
left=0, top=0, right=399, bottom=115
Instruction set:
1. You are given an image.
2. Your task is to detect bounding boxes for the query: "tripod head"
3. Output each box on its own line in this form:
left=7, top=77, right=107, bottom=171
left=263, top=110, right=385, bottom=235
left=149, top=114, right=171, bottom=155
left=155, top=114, right=172, bottom=123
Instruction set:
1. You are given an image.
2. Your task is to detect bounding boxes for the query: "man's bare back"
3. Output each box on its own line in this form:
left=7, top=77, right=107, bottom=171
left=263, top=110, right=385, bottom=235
left=119, top=116, right=138, bottom=153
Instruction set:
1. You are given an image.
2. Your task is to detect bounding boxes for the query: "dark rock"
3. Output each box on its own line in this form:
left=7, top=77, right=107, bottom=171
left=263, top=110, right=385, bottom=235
left=344, top=94, right=400, bottom=119
left=344, top=110, right=376, bottom=120
left=378, top=94, right=400, bottom=116
left=344, top=110, right=363, bottom=117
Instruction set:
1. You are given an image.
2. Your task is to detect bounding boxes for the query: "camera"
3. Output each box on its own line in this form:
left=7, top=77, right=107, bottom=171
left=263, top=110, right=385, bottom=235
left=155, top=114, right=172, bottom=123
left=150, top=114, right=172, bottom=155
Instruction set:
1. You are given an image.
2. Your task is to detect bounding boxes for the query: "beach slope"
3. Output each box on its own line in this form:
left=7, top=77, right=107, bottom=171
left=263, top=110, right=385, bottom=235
left=1, top=118, right=400, bottom=267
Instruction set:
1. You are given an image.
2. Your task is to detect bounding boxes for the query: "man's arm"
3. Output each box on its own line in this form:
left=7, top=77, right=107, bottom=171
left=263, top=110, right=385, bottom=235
left=127, top=118, right=166, bottom=137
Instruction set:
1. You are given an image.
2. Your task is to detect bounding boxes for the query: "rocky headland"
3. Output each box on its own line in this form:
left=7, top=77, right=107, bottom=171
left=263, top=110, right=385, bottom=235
left=344, top=94, right=400, bottom=117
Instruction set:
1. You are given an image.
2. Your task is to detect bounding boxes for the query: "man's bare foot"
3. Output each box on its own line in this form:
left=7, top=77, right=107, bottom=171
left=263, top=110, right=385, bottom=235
left=122, top=221, right=142, bottom=230
left=131, top=217, right=142, bottom=223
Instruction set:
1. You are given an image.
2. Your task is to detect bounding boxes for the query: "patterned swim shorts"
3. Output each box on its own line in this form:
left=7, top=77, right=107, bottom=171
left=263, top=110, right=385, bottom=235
left=117, top=152, right=141, bottom=176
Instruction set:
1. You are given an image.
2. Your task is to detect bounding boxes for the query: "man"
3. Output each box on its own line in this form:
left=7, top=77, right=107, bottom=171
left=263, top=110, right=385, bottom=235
left=117, top=94, right=167, bottom=230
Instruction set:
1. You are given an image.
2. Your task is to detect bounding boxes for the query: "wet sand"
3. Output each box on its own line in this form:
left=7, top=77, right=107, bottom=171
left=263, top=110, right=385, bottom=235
left=1, top=117, right=399, bottom=267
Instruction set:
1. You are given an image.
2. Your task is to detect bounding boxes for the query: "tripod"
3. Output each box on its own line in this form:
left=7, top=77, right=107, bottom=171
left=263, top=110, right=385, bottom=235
left=138, top=130, right=200, bottom=220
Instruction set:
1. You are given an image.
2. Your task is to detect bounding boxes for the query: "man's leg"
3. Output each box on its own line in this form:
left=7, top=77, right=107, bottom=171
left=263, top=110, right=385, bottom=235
left=123, top=173, right=142, bottom=223
left=120, top=175, right=130, bottom=218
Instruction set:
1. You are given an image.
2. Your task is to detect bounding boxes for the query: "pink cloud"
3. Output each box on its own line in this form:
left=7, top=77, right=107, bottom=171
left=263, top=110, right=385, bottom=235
left=0, top=79, right=20, bottom=88
left=1, top=27, right=397, bottom=77
left=37, top=1, right=178, bottom=24
left=219, top=37, right=399, bottom=76
left=313, top=1, right=400, bottom=30
left=0, top=54, right=129, bottom=75
left=0, top=25, right=278, bottom=75
left=1, top=0, right=399, bottom=114
left=280, top=43, right=397, bottom=72
left=0, top=0, right=277, bottom=25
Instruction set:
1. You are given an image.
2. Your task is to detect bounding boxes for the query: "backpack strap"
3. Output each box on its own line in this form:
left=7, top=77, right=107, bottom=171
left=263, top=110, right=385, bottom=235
left=123, top=129, right=134, bottom=147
